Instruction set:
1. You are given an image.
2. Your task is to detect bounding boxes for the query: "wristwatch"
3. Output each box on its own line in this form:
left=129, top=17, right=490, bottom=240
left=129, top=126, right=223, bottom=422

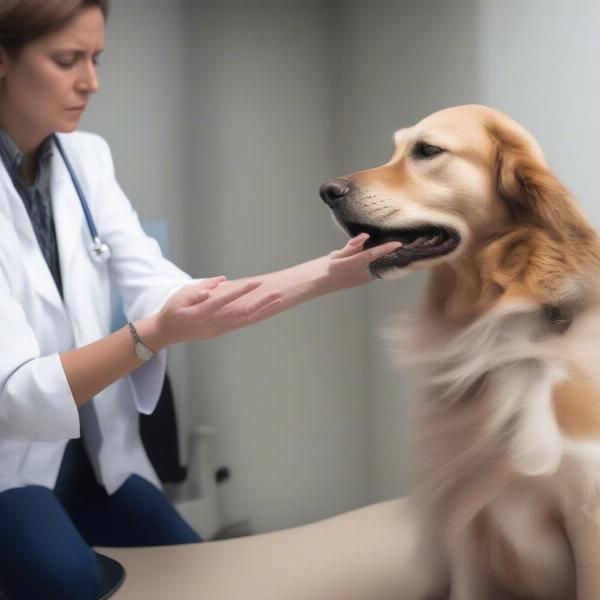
left=128, top=322, right=155, bottom=361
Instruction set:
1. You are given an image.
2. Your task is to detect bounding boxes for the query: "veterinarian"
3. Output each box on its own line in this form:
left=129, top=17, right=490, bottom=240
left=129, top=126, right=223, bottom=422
left=0, top=1, right=403, bottom=598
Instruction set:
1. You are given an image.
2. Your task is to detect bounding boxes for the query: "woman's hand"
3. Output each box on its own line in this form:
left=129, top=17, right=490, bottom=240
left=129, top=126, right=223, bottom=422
left=145, top=276, right=283, bottom=349
left=321, top=233, right=403, bottom=292
left=138, top=234, right=401, bottom=351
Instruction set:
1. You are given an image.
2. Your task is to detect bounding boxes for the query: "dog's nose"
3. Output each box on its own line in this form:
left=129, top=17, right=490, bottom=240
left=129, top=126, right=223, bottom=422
left=319, top=179, right=352, bottom=209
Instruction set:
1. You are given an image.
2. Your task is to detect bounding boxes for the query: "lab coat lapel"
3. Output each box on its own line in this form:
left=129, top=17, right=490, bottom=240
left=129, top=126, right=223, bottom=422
left=50, top=138, right=107, bottom=349
left=50, top=138, right=84, bottom=307
left=49, top=142, right=105, bottom=457
left=0, top=162, right=64, bottom=313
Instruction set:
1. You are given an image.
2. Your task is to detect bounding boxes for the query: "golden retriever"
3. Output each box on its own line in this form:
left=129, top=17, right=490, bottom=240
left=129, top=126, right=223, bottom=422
left=320, top=104, right=600, bottom=600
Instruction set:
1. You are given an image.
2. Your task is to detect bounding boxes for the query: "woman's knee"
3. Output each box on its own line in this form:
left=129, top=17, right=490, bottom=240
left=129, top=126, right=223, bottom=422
left=80, top=474, right=202, bottom=546
left=31, top=544, right=100, bottom=600
left=0, top=485, right=99, bottom=599
left=0, top=539, right=99, bottom=600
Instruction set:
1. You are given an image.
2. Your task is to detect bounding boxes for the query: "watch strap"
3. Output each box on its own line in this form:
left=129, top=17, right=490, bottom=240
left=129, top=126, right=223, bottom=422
left=128, top=322, right=155, bottom=361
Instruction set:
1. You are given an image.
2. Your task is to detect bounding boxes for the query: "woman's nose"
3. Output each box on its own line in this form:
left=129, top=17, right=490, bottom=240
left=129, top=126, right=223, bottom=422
left=76, top=62, right=100, bottom=94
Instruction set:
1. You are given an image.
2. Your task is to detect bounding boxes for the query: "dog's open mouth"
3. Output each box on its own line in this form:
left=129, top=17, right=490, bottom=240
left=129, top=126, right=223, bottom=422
left=343, top=221, right=461, bottom=274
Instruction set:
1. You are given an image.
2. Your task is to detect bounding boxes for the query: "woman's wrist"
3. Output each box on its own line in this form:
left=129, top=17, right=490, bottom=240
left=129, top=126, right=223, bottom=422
left=282, top=256, right=336, bottom=304
left=307, top=255, right=340, bottom=295
left=134, top=315, right=169, bottom=353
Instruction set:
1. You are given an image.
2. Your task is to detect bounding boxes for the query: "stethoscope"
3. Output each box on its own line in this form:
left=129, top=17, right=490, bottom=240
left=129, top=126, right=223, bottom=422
left=52, top=133, right=112, bottom=264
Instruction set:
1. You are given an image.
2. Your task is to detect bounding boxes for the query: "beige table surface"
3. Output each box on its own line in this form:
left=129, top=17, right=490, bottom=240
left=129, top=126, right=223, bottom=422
left=96, top=498, right=428, bottom=600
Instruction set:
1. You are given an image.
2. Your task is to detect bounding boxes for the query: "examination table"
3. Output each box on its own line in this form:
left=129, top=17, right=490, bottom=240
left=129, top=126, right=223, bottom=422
left=96, top=498, right=425, bottom=599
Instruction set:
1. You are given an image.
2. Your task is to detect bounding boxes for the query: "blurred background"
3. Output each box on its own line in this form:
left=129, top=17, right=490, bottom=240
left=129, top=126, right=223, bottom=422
left=82, top=0, right=600, bottom=536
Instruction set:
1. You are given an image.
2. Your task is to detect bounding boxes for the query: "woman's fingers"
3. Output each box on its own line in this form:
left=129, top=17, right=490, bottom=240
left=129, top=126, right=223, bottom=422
left=188, top=289, right=211, bottom=305
left=189, top=285, right=284, bottom=337
left=245, top=290, right=283, bottom=315
left=349, top=232, right=370, bottom=247
left=203, top=279, right=264, bottom=310
left=202, top=275, right=228, bottom=287
left=180, top=276, right=228, bottom=307
left=364, top=240, right=403, bottom=262
left=330, top=233, right=401, bottom=264
left=212, top=289, right=283, bottom=327
left=233, top=294, right=284, bottom=327
left=330, top=233, right=370, bottom=259
left=334, top=240, right=402, bottom=268
left=249, top=297, right=284, bottom=322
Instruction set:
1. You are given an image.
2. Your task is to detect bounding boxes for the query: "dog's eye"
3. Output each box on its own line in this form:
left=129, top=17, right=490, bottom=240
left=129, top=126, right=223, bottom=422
left=413, top=142, right=445, bottom=159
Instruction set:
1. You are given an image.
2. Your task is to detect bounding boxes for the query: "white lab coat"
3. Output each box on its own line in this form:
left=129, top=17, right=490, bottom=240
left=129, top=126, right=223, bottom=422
left=0, top=131, right=196, bottom=495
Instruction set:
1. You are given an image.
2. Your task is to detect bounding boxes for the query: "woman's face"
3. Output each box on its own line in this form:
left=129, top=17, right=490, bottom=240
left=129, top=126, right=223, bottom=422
left=0, top=7, right=105, bottom=145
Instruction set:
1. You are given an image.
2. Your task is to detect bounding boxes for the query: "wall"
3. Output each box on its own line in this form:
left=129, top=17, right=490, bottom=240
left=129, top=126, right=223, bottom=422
left=478, top=0, right=600, bottom=227
left=183, top=0, right=369, bottom=533
left=338, top=0, right=481, bottom=501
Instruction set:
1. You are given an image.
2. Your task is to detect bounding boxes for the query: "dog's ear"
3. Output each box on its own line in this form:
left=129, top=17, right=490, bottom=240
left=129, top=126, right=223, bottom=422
left=492, top=132, right=600, bottom=305
left=495, top=140, right=588, bottom=240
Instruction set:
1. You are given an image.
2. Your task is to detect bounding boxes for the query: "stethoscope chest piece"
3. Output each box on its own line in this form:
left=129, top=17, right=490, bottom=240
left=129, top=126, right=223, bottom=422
left=91, top=236, right=112, bottom=263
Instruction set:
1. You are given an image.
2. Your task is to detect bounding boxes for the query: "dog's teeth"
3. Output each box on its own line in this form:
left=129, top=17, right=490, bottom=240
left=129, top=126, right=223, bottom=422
left=409, top=236, right=429, bottom=248
left=424, top=233, right=443, bottom=247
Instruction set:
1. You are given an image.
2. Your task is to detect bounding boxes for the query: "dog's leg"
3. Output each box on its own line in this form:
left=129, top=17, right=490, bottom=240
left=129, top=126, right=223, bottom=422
left=565, top=505, right=600, bottom=600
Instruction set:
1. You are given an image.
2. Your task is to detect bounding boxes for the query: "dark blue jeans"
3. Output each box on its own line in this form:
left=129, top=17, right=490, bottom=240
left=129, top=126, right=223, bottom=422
left=0, top=438, right=201, bottom=599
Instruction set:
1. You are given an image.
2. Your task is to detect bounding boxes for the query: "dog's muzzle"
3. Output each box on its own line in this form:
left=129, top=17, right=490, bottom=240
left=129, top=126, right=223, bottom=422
left=319, top=177, right=461, bottom=276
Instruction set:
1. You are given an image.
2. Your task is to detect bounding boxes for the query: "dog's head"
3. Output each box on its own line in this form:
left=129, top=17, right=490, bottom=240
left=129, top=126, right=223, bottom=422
left=320, top=105, right=597, bottom=296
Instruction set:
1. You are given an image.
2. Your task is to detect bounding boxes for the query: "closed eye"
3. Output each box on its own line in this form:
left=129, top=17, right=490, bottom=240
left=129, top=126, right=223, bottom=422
left=52, top=50, right=102, bottom=69
left=412, top=141, right=445, bottom=159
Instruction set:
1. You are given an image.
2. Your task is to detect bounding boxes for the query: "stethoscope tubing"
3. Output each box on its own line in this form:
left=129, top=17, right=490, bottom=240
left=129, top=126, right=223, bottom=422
left=52, top=133, right=111, bottom=263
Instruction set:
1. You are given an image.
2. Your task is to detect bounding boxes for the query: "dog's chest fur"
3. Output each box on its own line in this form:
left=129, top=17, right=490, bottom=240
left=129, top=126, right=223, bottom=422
left=480, top=482, right=574, bottom=599
left=393, top=301, right=600, bottom=599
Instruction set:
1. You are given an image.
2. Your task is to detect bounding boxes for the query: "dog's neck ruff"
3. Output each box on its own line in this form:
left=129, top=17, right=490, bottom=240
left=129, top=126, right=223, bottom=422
left=389, top=300, right=574, bottom=519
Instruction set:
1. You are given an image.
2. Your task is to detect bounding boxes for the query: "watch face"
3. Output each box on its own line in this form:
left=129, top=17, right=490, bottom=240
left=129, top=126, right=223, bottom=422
left=135, top=342, right=154, bottom=361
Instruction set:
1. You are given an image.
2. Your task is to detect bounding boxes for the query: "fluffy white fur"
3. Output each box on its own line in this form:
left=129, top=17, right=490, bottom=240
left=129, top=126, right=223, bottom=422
left=388, top=301, right=582, bottom=598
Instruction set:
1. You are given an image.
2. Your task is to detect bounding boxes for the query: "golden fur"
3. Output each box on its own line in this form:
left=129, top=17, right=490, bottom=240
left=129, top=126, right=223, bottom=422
left=322, top=105, right=600, bottom=599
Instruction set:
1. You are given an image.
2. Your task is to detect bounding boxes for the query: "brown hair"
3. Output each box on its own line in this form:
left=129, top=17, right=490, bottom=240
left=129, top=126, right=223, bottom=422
left=0, top=0, right=110, bottom=56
